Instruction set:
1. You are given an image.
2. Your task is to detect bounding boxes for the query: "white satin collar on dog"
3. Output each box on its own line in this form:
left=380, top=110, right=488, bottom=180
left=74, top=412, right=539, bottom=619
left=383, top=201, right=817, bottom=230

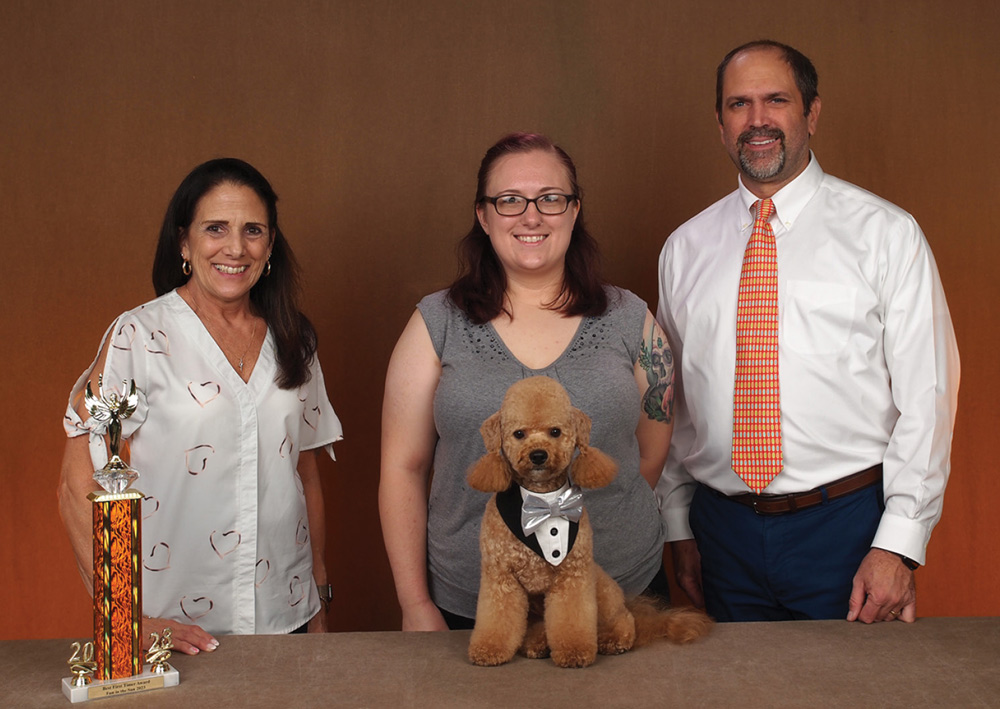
left=519, top=483, right=573, bottom=566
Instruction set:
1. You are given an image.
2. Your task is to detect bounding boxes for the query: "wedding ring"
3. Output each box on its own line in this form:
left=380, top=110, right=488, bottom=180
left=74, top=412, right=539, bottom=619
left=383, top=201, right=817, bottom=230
left=888, top=609, right=899, bottom=617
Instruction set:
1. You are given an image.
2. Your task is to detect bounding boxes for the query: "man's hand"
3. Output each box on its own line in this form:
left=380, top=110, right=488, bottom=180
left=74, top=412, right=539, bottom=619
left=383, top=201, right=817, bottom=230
left=671, top=539, right=705, bottom=609
left=847, top=548, right=916, bottom=623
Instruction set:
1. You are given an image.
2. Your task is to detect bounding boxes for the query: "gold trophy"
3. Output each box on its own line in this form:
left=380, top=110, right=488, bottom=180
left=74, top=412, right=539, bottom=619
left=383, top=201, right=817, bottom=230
left=62, top=377, right=179, bottom=702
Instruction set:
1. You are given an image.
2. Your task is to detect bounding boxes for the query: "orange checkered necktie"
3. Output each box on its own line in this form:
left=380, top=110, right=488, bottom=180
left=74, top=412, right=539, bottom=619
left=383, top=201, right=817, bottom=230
left=732, top=198, right=783, bottom=493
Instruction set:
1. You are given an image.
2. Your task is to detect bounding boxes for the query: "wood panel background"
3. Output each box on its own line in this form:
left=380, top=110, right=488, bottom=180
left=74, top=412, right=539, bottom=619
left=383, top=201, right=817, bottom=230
left=2, top=0, right=997, bottom=639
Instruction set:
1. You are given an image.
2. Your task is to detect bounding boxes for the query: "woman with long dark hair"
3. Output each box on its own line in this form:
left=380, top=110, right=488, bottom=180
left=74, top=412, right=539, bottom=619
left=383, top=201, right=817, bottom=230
left=379, top=134, right=675, bottom=630
left=59, top=159, right=342, bottom=653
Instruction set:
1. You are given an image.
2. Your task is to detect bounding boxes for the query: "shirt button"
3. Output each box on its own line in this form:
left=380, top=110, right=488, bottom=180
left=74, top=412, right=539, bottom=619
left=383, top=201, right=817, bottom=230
left=550, top=528, right=559, bottom=536
left=552, top=550, right=561, bottom=558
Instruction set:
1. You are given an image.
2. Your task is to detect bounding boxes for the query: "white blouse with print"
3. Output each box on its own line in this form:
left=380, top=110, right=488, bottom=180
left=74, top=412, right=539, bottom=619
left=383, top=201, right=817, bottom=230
left=64, top=290, right=343, bottom=635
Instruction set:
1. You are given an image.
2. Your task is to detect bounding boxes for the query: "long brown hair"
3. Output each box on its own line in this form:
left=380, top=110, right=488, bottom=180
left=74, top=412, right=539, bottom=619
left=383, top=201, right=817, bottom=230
left=151, top=158, right=317, bottom=389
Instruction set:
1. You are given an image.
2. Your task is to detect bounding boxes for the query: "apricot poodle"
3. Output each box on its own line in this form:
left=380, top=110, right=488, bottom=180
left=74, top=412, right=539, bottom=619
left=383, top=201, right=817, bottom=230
left=467, top=376, right=711, bottom=668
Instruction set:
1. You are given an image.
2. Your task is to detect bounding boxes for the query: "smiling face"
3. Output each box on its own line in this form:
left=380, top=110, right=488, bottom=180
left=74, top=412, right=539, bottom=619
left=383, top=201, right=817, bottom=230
left=475, top=149, right=580, bottom=282
left=717, top=46, right=821, bottom=197
left=179, top=182, right=273, bottom=307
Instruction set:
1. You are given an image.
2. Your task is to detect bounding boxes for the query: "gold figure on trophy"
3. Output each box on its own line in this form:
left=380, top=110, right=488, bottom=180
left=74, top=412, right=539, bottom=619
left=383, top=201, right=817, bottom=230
left=67, top=642, right=97, bottom=687
left=85, top=375, right=140, bottom=494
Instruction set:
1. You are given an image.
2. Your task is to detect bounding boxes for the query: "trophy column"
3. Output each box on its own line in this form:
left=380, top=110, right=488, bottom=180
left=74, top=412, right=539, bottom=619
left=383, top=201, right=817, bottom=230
left=89, top=489, right=143, bottom=680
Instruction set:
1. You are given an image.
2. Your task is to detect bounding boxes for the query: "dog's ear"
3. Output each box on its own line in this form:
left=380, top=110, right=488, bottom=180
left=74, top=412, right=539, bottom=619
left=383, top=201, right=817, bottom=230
left=480, top=411, right=502, bottom=453
left=570, top=407, right=618, bottom=489
left=467, top=412, right=512, bottom=492
left=572, top=445, right=618, bottom=489
left=467, top=452, right=512, bottom=492
left=572, top=407, right=593, bottom=446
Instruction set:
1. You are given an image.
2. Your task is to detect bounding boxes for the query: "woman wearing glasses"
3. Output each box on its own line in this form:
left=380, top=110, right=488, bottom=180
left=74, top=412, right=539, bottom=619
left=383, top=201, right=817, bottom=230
left=380, top=133, right=674, bottom=630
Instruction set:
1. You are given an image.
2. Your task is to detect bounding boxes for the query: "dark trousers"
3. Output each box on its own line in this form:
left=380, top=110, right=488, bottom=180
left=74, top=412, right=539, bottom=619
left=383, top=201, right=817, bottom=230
left=690, top=481, right=883, bottom=622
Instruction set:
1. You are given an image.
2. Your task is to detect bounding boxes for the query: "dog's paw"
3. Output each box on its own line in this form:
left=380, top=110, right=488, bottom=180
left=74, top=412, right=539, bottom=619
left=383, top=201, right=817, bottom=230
left=518, top=637, right=551, bottom=659
left=550, top=645, right=597, bottom=668
left=597, top=634, right=633, bottom=655
left=517, top=619, right=550, bottom=659
left=468, top=641, right=516, bottom=667
left=521, top=644, right=551, bottom=659
left=598, top=611, right=636, bottom=655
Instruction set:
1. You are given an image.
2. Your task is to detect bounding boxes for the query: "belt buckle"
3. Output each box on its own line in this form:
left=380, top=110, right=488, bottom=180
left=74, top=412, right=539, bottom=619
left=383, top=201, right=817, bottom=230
left=751, top=494, right=791, bottom=515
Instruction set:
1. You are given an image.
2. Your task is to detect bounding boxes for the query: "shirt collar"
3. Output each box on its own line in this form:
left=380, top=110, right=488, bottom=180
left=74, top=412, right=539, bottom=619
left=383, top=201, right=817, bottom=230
left=735, top=151, right=824, bottom=232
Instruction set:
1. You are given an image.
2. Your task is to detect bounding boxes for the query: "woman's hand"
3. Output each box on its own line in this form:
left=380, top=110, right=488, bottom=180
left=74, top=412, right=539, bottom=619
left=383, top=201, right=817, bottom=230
left=401, top=598, right=449, bottom=632
left=142, top=616, right=218, bottom=655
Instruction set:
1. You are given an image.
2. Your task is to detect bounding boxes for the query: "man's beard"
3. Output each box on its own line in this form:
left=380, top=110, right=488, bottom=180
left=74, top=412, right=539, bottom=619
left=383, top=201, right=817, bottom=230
left=738, top=127, right=786, bottom=181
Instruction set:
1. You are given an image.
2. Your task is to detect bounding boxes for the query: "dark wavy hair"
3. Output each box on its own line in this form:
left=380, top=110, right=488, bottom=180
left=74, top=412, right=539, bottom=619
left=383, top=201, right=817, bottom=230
left=151, top=158, right=316, bottom=389
left=716, top=40, right=819, bottom=120
left=447, top=133, right=607, bottom=323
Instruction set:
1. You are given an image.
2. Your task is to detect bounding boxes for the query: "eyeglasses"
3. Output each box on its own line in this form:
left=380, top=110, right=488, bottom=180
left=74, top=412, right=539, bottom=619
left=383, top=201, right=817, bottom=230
left=480, top=193, right=578, bottom=216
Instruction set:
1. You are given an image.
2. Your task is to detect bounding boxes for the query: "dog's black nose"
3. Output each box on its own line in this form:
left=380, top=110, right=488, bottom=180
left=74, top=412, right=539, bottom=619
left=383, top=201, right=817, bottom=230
left=529, top=450, right=548, bottom=466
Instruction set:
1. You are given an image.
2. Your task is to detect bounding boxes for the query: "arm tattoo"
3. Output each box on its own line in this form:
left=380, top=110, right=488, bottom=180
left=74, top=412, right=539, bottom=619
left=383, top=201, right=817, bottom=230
left=638, top=322, right=674, bottom=423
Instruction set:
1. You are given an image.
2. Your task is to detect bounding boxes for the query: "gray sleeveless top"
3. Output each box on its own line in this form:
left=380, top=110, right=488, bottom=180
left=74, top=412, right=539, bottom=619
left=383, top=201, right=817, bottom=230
left=418, top=286, right=665, bottom=618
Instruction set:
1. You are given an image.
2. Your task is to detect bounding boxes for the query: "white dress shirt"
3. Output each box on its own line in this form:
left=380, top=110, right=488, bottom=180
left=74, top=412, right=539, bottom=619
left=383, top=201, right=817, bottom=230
left=655, top=155, right=959, bottom=564
left=65, top=290, right=343, bottom=634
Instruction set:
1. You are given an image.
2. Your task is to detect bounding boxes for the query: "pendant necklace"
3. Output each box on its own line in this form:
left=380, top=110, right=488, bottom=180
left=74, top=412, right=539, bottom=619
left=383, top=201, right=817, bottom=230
left=237, top=318, right=258, bottom=373
left=186, top=291, right=258, bottom=376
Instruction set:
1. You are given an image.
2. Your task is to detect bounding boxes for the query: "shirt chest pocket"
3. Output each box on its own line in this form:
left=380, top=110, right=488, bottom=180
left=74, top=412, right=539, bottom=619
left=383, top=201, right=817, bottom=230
left=783, top=280, right=857, bottom=355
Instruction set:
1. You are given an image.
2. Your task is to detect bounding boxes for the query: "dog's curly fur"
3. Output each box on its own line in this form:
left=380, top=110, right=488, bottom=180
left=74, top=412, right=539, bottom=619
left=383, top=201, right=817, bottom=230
left=467, top=376, right=712, bottom=668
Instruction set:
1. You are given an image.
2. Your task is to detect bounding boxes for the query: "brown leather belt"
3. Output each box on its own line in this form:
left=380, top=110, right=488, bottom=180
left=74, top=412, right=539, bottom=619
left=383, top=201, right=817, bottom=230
left=724, top=465, right=883, bottom=515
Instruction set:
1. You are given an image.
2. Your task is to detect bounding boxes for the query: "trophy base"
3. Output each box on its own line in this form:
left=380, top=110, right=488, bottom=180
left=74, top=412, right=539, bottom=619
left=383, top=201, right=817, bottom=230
left=61, top=665, right=179, bottom=703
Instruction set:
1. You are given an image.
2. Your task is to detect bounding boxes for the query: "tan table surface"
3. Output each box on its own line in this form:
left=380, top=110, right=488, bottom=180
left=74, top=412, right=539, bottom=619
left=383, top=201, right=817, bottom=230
left=3, top=617, right=998, bottom=708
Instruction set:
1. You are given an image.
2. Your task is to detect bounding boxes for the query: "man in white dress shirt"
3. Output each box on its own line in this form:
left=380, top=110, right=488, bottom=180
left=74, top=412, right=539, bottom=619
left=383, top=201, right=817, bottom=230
left=656, top=40, right=959, bottom=622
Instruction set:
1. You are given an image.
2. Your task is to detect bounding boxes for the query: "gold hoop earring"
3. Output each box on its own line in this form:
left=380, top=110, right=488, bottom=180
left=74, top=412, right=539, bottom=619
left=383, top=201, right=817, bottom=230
left=182, top=259, right=192, bottom=276
left=264, top=260, right=271, bottom=277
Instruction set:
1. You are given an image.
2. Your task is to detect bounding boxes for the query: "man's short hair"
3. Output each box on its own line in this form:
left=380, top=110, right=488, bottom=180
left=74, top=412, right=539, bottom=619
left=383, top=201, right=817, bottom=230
left=716, top=40, right=819, bottom=121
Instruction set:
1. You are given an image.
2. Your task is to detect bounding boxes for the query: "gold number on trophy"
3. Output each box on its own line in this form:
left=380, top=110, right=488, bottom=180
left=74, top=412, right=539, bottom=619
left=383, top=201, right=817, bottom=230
left=68, top=640, right=97, bottom=687
left=68, top=641, right=95, bottom=666
left=146, top=628, right=174, bottom=672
